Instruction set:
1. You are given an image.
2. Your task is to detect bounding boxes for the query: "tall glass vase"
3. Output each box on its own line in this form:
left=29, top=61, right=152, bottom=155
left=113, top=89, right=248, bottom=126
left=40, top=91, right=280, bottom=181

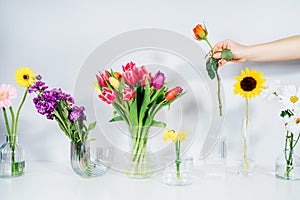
left=126, top=126, right=153, bottom=178
left=70, top=141, right=111, bottom=178
left=0, top=133, right=25, bottom=178
left=239, top=118, right=255, bottom=175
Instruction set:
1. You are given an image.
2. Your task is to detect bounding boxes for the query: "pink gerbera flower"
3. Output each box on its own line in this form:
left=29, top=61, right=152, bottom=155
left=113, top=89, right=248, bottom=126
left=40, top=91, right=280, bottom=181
left=0, top=84, right=17, bottom=108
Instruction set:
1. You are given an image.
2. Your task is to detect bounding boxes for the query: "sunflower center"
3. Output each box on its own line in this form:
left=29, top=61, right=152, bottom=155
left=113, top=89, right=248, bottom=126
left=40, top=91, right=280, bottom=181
left=290, top=96, right=298, bottom=103
left=0, top=92, right=6, bottom=99
left=240, top=77, right=257, bottom=91
left=23, top=74, right=29, bottom=80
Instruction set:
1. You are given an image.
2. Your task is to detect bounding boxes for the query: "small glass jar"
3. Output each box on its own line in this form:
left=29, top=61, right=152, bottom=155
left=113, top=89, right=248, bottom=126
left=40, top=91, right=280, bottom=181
left=163, top=157, right=193, bottom=186
left=275, top=150, right=300, bottom=181
left=0, top=133, right=25, bottom=178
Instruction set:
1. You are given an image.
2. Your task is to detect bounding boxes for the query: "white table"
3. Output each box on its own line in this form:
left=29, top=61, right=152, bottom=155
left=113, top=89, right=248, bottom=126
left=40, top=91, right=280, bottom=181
left=1, top=161, right=299, bottom=200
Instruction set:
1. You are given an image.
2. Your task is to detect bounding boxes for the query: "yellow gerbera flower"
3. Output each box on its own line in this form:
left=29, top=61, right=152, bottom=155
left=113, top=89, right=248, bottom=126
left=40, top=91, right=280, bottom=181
left=15, top=67, right=36, bottom=88
left=233, top=67, right=266, bottom=99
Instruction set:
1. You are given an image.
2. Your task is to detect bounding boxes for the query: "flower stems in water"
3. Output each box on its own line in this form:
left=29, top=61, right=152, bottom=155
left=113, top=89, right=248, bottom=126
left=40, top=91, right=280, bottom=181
left=175, top=140, right=181, bottom=179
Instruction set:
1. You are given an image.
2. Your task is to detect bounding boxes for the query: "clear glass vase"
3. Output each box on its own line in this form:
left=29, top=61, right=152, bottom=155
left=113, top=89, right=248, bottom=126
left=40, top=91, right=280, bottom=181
left=70, top=141, right=112, bottom=178
left=275, top=150, right=300, bottom=181
left=0, top=133, right=25, bottom=178
left=162, top=157, right=193, bottom=186
left=126, top=132, right=154, bottom=179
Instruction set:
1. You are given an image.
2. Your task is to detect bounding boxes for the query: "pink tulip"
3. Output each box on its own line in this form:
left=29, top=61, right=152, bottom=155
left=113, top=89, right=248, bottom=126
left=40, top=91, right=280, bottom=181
left=122, top=61, right=136, bottom=72
left=123, top=70, right=139, bottom=86
left=152, top=71, right=165, bottom=89
left=141, top=73, right=153, bottom=87
left=98, top=87, right=116, bottom=104
left=0, top=84, right=17, bottom=108
left=121, top=86, right=135, bottom=101
left=97, top=70, right=110, bottom=87
left=137, top=66, right=148, bottom=79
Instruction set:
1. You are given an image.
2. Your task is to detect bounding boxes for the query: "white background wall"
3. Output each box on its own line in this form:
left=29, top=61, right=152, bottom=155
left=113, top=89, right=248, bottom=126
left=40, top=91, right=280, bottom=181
left=1, top=0, right=300, bottom=170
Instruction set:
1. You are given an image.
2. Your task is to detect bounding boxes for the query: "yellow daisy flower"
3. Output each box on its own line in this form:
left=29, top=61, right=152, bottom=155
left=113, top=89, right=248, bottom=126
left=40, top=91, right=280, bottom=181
left=15, top=67, right=36, bottom=88
left=233, top=67, right=266, bottom=99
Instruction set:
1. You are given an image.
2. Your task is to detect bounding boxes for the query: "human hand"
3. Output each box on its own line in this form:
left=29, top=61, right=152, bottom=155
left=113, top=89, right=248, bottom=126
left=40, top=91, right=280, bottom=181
left=213, top=39, right=247, bottom=67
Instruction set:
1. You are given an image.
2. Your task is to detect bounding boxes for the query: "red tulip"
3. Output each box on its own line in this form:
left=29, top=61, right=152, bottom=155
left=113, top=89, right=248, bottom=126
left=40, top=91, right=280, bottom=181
left=141, top=73, right=153, bottom=87
left=122, top=61, right=136, bottom=72
left=121, top=86, right=135, bottom=101
left=98, top=87, right=116, bottom=104
left=165, top=87, right=183, bottom=101
left=137, top=65, right=148, bottom=79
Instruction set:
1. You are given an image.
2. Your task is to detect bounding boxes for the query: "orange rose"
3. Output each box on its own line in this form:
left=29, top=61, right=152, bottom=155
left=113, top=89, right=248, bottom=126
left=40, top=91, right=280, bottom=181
left=193, top=24, right=207, bottom=40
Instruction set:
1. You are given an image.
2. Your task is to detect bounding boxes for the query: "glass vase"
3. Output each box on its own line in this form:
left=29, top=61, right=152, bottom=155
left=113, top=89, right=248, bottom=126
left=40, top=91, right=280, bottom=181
left=275, top=150, right=300, bottom=181
left=126, top=126, right=154, bottom=178
left=70, top=141, right=111, bottom=178
left=239, top=118, right=255, bottom=175
left=162, top=157, right=193, bottom=186
left=0, top=133, right=25, bottom=178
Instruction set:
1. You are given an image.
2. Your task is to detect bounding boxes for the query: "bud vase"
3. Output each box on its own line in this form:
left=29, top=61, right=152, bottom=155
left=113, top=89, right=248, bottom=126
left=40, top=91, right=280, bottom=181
left=162, top=157, right=193, bottom=186
left=239, top=118, right=255, bottom=175
left=0, top=133, right=25, bottom=178
left=70, top=141, right=111, bottom=178
left=275, top=150, right=300, bottom=181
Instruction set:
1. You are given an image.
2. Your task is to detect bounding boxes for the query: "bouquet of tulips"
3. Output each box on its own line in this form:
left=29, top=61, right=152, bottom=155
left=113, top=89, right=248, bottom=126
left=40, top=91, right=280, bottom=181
left=95, top=61, right=185, bottom=177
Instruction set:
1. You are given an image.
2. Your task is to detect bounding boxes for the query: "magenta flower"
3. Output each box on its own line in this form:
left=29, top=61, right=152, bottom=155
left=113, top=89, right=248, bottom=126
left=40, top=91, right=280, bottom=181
left=122, top=61, right=136, bottom=72
left=121, top=86, right=135, bottom=101
left=123, top=70, right=139, bottom=86
left=0, top=84, right=17, bottom=109
left=152, top=71, right=165, bottom=89
left=97, top=70, right=110, bottom=87
left=98, top=87, right=117, bottom=104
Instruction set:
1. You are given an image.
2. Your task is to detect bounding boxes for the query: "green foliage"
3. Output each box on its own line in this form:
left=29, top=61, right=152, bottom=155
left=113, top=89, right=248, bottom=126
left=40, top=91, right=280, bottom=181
left=206, top=57, right=218, bottom=80
left=221, top=49, right=234, bottom=60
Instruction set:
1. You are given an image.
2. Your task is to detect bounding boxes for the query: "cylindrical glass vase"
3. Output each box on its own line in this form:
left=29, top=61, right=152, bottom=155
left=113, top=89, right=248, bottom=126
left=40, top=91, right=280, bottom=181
left=0, top=133, right=25, bottom=178
left=275, top=150, right=300, bottom=181
left=162, top=157, right=193, bottom=186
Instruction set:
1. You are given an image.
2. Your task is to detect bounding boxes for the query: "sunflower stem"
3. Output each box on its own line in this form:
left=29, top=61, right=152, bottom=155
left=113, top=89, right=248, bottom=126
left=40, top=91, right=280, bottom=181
left=243, top=97, right=249, bottom=172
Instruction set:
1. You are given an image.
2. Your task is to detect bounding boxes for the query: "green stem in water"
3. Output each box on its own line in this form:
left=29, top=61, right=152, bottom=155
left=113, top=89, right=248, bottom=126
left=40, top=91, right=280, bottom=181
left=175, top=140, right=181, bottom=179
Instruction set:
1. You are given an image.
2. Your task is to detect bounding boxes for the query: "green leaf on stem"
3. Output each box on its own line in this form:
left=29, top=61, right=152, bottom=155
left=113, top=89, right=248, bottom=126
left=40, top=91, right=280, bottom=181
left=151, top=120, right=166, bottom=127
left=206, top=57, right=218, bottom=80
left=109, top=116, right=124, bottom=122
left=221, top=49, right=234, bottom=60
left=87, top=121, right=96, bottom=132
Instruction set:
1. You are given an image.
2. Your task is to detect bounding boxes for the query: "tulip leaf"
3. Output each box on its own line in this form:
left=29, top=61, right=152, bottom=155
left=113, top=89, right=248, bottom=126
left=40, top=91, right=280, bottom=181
left=151, top=120, right=166, bottom=127
left=139, top=79, right=151, bottom=124
left=109, top=116, right=124, bottom=122
left=221, top=49, right=234, bottom=60
left=129, top=99, right=138, bottom=126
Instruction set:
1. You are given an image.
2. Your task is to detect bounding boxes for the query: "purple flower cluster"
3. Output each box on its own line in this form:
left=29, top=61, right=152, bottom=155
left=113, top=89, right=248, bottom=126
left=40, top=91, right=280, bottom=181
left=29, top=75, right=83, bottom=121
left=68, top=106, right=86, bottom=122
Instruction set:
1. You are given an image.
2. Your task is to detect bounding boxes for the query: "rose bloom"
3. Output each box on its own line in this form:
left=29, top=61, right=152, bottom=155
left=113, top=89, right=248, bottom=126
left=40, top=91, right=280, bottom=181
left=193, top=24, right=207, bottom=40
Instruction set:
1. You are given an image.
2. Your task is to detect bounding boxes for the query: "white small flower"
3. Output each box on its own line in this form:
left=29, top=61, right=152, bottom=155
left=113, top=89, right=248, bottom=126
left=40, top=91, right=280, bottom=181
left=278, top=84, right=300, bottom=111
left=262, top=80, right=281, bottom=101
left=286, top=113, right=300, bottom=134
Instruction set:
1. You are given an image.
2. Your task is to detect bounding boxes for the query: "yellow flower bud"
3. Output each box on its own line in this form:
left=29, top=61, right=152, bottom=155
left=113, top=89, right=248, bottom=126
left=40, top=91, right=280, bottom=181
left=109, top=77, right=120, bottom=89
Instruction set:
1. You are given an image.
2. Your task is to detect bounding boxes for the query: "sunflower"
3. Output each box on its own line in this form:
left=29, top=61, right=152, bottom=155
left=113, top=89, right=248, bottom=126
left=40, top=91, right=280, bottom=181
left=15, top=67, right=36, bottom=88
left=234, top=67, right=266, bottom=99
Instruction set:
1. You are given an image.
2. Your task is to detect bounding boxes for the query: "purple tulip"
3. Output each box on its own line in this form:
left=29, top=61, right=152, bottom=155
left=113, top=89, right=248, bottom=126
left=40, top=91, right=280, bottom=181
left=152, top=71, right=165, bottom=89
